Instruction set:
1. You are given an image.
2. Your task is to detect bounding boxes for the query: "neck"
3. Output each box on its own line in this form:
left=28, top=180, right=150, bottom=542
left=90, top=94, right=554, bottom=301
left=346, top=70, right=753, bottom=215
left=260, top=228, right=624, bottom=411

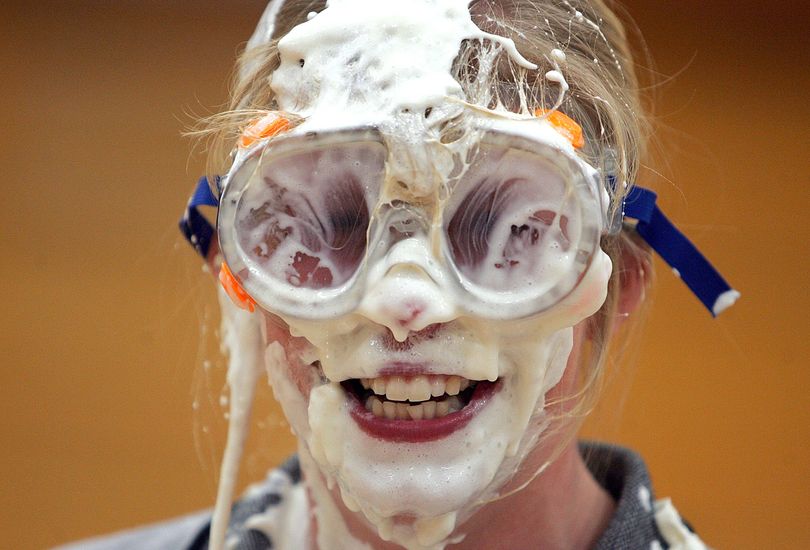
left=302, top=439, right=615, bottom=550
left=452, top=441, right=615, bottom=550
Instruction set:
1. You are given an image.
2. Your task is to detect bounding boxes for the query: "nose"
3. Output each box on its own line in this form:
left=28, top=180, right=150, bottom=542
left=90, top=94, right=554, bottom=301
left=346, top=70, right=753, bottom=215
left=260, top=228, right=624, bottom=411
left=358, top=238, right=456, bottom=341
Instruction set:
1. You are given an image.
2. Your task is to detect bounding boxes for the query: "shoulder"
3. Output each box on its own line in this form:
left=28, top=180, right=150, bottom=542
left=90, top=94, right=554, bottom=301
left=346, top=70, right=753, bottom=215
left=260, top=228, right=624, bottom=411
left=582, top=442, right=709, bottom=550
left=53, top=510, right=211, bottom=550
left=213, top=455, right=310, bottom=549
left=55, top=457, right=305, bottom=550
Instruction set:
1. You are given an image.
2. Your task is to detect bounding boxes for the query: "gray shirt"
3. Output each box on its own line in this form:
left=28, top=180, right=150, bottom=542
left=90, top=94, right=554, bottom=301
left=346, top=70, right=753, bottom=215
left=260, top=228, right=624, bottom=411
left=57, top=442, right=706, bottom=549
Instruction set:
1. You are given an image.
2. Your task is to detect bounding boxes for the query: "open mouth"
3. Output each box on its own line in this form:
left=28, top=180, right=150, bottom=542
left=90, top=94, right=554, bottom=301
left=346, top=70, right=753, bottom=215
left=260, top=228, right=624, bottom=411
left=341, top=374, right=499, bottom=442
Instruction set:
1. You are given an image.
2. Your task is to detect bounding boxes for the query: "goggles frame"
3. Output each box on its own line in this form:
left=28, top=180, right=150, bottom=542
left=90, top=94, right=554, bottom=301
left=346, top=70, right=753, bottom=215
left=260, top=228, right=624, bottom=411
left=214, top=125, right=608, bottom=321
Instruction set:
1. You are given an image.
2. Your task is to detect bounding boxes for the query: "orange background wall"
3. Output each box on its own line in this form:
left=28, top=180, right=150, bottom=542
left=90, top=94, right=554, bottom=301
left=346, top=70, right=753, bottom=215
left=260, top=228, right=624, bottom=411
left=1, top=1, right=807, bottom=548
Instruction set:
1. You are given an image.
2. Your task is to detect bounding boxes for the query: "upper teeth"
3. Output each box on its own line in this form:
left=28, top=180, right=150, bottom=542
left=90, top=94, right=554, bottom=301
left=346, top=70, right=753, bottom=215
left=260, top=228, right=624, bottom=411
left=360, top=375, right=471, bottom=402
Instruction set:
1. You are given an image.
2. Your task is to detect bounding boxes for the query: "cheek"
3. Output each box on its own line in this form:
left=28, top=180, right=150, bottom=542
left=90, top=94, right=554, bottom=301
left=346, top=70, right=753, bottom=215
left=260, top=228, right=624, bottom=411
left=543, top=323, right=586, bottom=418
left=262, top=312, right=319, bottom=399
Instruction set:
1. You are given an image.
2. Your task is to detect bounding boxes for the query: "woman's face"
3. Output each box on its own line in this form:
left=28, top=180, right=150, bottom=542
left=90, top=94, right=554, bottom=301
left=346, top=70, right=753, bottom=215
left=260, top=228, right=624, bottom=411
left=226, top=0, right=614, bottom=543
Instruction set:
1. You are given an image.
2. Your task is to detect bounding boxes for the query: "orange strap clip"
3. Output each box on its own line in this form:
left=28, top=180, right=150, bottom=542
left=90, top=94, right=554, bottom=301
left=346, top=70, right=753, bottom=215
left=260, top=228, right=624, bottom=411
left=534, top=108, right=584, bottom=149
left=219, top=262, right=256, bottom=313
left=239, top=113, right=291, bottom=148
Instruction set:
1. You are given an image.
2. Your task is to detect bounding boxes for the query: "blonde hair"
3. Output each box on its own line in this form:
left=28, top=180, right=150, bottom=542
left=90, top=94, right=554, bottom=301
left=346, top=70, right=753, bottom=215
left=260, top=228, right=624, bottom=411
left=200, top=0, right=653, bottom=451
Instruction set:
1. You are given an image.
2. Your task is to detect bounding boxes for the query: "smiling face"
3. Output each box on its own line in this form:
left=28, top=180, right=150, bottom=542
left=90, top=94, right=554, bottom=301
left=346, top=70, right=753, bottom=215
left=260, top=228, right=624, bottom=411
left=220, top=0, right=617, bottom=546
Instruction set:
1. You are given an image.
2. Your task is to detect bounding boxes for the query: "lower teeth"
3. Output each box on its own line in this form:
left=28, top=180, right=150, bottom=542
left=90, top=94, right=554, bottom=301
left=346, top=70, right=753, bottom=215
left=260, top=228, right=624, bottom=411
left=365, top=395, right=463, bottom=420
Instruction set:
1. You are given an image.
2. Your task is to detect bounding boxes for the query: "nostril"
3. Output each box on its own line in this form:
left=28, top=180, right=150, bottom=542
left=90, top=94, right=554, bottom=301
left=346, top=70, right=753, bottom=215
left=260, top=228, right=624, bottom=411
left=397, top=302, right=425, bottom=327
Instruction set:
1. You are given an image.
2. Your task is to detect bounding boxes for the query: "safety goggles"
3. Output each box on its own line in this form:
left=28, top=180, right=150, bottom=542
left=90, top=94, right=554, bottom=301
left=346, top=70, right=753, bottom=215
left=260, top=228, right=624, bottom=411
left=181, top=120, right=739, bottom=318
left=211, top=125, right=609, bottom=320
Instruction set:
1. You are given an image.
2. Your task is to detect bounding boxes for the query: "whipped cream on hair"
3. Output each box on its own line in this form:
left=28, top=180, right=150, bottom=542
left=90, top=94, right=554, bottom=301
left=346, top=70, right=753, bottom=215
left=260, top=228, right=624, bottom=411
left=271, top=0, right=535, bottom=131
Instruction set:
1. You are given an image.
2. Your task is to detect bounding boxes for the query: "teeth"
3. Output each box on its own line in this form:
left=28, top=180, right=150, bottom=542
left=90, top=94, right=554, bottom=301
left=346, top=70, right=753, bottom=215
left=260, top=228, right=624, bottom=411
left=422, top=401, right=437, bottom=419
left=364, top=394, right=466, bottom=420
left=385, top=375, right=433, bottom=402
left=366, top=375, right=472, bottom=402
left=445, top=376, right=461, bottom=396
left=409, top=375, right=433, bottom=401
left=372, top=378, right=387, bottom=396
left=361, top=375, right=477, bottom=420
left=396, top=402, right=409, bottom=420
left=430, top=378, right=445, bottom=397
left=385, top=376, right=409, bottom=401
left=408, top=403, right=424, bottom=420
left=371, top=396, right=383, bottom=417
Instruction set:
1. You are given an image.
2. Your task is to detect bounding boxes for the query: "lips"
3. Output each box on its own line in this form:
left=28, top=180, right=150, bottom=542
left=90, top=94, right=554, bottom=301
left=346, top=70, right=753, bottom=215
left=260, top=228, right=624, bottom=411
left=343, top=374, right=499, bottom=442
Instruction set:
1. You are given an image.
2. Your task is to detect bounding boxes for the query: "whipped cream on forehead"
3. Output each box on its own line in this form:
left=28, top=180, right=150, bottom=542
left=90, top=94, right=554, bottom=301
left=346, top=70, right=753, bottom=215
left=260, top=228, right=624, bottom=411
left=271, top=0, right=536, bottom=132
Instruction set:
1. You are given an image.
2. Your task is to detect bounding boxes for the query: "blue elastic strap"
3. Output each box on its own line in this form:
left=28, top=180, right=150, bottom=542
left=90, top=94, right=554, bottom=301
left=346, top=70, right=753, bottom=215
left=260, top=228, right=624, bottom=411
left=177, top=176, right=739, bottom=316
left=178, top=176, right=219, bottom=259
left=623, top=186, right=739, bottom=316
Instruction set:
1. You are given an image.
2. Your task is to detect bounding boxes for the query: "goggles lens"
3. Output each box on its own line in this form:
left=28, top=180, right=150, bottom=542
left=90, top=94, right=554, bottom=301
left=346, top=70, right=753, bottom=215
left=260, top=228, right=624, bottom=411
left=446, top=144, right=585, bottom=299
left=224, top=138, right=385, bottom=293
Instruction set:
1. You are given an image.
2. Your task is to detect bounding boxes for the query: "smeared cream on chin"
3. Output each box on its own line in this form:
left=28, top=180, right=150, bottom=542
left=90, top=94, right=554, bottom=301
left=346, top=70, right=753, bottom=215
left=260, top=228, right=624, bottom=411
left=305, top=328, right=574, bottom=547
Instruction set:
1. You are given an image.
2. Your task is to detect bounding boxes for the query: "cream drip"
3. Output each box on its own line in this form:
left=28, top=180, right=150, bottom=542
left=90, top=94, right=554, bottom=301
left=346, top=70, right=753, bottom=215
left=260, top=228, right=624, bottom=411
left=209, top=288, right=265, bottom=550
left=299, top=446, right=375, bottom=550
